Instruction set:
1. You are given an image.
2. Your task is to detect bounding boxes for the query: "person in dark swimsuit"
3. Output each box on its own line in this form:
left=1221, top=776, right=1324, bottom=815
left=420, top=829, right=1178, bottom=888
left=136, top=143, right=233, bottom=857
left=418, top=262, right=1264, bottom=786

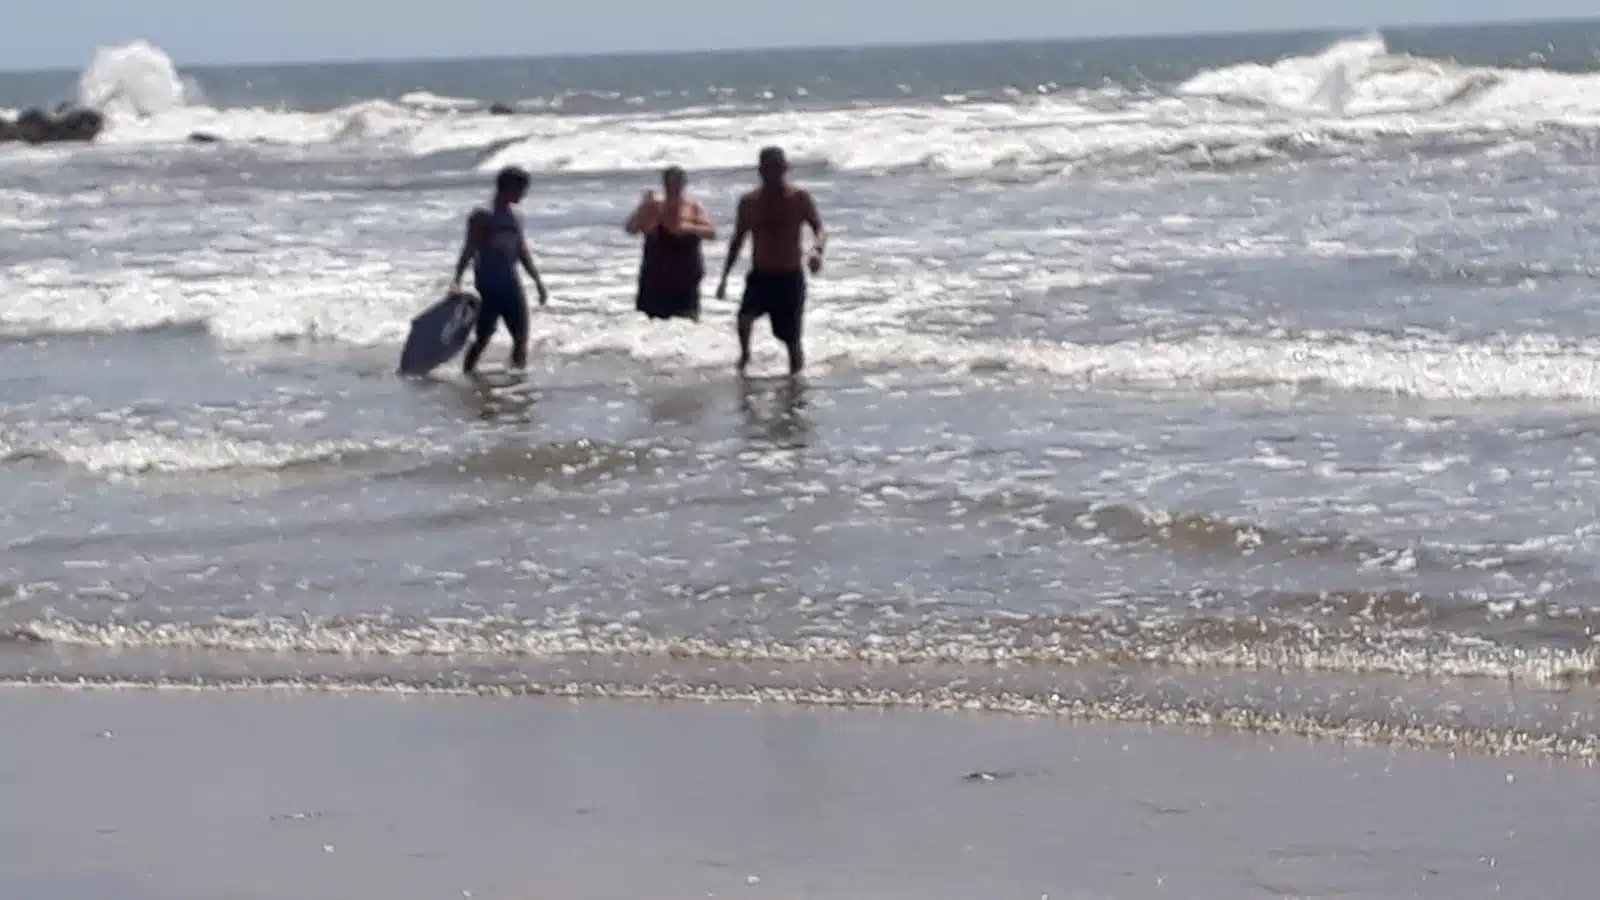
left=451, top=165, right=549, bottom=374
left=715, top=146, right=826, bottom=376
left=625, top=166, right=715, bottom=321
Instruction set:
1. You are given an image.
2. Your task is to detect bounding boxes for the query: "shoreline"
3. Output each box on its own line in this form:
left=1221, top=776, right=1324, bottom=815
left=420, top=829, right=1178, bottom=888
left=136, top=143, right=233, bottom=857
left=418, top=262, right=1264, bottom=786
left=3, top=664, right=1598, bottom=764
left=1, top=687, right=1596, bottom=899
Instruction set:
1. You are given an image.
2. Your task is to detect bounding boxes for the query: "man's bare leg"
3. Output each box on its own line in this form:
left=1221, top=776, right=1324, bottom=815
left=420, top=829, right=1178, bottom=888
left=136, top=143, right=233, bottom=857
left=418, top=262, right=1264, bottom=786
left=784, top=339, right=803, bottom=376
left=736, top=313, right=755, bottom=375
left=507, top=300, right=530, bottom=369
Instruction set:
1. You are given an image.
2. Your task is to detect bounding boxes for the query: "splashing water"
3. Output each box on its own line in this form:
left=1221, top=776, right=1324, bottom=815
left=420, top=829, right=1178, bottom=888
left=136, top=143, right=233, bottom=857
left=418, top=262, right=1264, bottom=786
left=77, top=39, right=194, bottom=119
left=1176, top=33, right=1473, bottom=117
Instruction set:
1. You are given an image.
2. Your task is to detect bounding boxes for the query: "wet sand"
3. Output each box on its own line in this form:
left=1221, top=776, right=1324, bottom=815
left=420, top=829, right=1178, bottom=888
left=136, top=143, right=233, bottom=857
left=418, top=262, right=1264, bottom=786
left=0, top=688, right=1595, bottom=899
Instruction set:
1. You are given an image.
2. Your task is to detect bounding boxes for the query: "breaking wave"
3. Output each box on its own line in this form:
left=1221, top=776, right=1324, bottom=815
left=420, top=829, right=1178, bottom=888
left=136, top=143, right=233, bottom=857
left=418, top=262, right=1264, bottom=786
left=32, top=34, right=1600, bottom=178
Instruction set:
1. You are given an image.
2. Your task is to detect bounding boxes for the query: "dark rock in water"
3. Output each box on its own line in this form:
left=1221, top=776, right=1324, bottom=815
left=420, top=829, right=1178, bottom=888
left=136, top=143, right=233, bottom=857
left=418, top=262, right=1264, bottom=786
left=188, top=131, right=222, bottom=144
left=0, top=105, right=105, bottom=145
left=487, top=102, right=515, bottom=116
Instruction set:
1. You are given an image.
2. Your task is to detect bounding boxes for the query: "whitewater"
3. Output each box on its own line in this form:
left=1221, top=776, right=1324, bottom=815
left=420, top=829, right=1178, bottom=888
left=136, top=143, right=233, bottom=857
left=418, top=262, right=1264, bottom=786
left=5, top=24, right=1600, bottom=760
left=4, top=35, right=1600, bottom=398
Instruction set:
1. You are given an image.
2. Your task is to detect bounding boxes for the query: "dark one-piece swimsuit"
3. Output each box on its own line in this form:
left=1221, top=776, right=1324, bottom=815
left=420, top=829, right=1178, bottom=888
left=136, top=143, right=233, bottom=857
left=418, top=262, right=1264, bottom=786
left=635, top=222, right=704, bottom=321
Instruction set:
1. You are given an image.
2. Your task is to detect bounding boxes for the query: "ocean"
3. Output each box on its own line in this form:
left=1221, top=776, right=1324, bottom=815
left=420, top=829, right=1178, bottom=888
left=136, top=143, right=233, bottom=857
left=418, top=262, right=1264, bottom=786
left=4, top=20, right=1600, bottom=759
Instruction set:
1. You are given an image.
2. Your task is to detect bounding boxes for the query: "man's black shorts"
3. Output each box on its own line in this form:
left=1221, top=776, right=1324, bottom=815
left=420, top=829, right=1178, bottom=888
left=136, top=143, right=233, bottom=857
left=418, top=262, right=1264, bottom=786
left=738, top=269, right=806, bottom=344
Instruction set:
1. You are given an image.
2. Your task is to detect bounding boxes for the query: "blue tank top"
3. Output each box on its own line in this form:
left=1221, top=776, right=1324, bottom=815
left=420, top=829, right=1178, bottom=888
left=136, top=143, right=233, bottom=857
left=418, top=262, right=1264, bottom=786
left=473, top=205, right=523, bottom=289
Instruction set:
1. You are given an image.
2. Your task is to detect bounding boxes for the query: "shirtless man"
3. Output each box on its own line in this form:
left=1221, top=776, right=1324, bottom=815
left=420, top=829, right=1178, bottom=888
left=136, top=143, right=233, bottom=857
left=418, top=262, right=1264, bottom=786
left=715, top=146, right=826, bottom=376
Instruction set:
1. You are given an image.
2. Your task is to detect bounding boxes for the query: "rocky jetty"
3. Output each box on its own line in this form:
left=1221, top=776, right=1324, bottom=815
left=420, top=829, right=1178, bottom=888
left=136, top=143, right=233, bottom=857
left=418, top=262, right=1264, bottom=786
left=0, top=104, right=106, bottom=145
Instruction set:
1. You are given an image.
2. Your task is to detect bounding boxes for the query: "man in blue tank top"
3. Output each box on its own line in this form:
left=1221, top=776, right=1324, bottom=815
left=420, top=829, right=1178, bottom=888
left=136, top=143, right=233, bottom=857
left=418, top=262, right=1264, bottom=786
left=451, top=166, right=549, bottom=373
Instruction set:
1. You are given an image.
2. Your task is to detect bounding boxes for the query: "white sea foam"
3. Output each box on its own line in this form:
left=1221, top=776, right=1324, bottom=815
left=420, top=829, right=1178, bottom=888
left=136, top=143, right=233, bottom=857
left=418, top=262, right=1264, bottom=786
left=10, top=610, right=1598, bottom=687
left=397, top=90, right=481, bottom=112
left=0, top=430, right=414, bottom=477
left=1, top=228, right=1598, bottom=402
left=5, top=222, right=1600, bottom=403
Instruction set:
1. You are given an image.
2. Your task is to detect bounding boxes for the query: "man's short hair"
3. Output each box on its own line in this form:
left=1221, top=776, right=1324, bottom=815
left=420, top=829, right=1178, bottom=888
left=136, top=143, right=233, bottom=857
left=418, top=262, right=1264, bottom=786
left=496, top=166, right=530, bottom=193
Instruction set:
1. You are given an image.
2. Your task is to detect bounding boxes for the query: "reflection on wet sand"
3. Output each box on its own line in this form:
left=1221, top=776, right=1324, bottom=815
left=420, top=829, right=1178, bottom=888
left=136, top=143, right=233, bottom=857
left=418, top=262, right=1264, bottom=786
left=406, top=438, right=654, bottom=485
left=399, top=368, right=541, bottom=424
left=461, top=371, right=540, bottom=424
left=739, top=378, right=812, bottom=449
left=645, top=384, right=717, bottom=429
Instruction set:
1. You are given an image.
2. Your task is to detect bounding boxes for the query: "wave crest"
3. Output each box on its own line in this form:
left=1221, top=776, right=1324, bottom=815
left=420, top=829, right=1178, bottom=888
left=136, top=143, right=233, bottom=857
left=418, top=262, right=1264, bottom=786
left=32, top=36, right=1600, bottom=181
left=1176, top=34, right=1500, bottom=118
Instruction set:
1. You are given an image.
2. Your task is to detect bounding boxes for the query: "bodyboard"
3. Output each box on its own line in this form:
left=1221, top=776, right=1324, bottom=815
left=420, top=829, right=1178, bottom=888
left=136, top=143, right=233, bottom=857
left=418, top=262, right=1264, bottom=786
left=398, top=290, right=479, bottom=376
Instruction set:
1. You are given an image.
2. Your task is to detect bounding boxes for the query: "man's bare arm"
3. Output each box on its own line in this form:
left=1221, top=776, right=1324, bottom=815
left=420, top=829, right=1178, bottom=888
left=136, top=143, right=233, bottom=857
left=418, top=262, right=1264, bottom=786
left=800, top=190, right=826, bottom=256
left=720, top=196, right=749, bottom=283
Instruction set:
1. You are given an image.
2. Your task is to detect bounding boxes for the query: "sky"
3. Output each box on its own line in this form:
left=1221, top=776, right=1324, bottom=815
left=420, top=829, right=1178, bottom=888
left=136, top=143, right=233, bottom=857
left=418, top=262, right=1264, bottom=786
left=0, top=0, right=1594, bottom=70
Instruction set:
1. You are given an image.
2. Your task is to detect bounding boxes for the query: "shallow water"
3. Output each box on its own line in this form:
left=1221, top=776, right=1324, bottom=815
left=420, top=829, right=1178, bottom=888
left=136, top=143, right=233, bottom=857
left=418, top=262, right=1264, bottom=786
left=5, top=24, right=1600, bottom=757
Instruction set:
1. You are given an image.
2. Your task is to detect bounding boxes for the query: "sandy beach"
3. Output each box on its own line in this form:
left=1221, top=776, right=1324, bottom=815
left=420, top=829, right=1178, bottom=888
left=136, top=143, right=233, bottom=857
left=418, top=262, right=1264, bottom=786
left=0, top=688, right=1595, bottom=900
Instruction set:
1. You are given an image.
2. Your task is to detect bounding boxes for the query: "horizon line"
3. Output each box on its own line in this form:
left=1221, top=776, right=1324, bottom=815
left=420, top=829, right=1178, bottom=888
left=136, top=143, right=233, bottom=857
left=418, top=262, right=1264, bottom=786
left=2, top=14, right=1596, bottom=76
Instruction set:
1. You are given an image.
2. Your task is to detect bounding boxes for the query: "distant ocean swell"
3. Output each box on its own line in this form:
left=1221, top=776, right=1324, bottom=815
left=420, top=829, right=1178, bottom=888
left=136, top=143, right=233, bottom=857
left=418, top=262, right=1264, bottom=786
left=5, top=35, right=1600, bottom=178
